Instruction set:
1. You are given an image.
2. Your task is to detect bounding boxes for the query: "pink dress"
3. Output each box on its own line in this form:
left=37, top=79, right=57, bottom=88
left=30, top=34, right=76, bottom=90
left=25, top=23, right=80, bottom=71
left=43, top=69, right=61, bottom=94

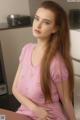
left=16, top=43, right=68, bottom=120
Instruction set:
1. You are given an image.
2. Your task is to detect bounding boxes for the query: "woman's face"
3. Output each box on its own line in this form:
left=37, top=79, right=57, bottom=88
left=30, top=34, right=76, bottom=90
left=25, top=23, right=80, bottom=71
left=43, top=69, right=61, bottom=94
left=32, top=8, right=57, bottom=40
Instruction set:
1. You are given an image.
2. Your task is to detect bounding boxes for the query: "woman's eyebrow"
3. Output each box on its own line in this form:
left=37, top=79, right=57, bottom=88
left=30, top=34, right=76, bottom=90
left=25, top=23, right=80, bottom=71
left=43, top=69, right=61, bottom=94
left=35, top=15, right=39, bottom=17
left=35, top=14, right=53, bottom=23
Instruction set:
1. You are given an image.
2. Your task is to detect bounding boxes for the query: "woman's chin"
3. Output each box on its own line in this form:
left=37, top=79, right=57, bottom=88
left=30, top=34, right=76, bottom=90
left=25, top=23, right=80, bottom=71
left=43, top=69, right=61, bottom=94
left=32, top=33, right=41, bottom=38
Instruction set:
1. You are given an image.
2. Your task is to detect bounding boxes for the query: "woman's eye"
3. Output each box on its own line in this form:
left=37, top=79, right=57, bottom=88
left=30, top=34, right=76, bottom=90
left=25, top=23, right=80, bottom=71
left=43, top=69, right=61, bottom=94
left=44, top=21, right=50, bottom=25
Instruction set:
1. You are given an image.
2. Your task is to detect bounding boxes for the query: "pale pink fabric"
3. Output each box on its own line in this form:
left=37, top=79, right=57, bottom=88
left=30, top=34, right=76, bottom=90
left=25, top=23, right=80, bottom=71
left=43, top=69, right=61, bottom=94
left=16, top=43, right=68, bottom=120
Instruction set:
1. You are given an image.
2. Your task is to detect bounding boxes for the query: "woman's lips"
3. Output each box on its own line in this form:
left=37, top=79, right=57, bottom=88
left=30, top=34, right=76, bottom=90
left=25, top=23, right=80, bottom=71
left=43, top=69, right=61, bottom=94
left=34, top=29, right=41, bottom=34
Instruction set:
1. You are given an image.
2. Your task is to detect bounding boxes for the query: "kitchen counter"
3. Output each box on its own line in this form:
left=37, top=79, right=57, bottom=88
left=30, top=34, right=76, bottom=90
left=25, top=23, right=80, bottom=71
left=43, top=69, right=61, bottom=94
left=0, top=23, right=32, bottom=31
left=0, top=108, right=33, bottom=120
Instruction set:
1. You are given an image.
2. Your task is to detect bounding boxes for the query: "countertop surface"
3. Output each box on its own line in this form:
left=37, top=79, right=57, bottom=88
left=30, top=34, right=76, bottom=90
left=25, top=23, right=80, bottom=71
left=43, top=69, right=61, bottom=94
left=0, top=108, right=33, bottom=120
left=0, top=23, right=32, bottom=31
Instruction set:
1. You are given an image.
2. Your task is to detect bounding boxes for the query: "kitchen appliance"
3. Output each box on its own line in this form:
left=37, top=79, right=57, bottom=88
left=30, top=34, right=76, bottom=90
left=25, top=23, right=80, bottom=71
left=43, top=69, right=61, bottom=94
left=0, top=42, right=8, bottom=95
left=7, top=14, right=32, bottom=27
left=69, top=9, right=80, bottom=29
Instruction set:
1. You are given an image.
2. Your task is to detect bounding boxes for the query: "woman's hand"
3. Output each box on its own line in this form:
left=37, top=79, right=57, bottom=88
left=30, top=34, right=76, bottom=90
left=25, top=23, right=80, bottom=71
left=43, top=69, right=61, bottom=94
left=33, top=106, right=49, bottom=120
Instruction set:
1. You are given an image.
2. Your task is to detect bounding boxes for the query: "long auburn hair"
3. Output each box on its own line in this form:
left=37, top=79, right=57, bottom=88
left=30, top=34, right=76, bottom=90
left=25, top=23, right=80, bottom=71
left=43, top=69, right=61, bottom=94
left=39, top=1, right=74, bottom=102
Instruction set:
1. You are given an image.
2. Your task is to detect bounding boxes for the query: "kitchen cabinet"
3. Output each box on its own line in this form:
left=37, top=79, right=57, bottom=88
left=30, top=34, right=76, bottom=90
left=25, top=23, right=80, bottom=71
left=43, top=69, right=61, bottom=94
left=70, top=29, right=80, bottom=119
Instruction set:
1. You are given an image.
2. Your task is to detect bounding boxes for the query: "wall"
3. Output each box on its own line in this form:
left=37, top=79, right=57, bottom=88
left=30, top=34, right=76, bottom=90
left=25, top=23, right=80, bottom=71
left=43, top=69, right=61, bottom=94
left=0, top=0, right=30, bottom=23
left=0, top=0, right=80, bottom=23
left=42, top=0, right=80, bottom=14
left=29, top=0, right=42, bottom=17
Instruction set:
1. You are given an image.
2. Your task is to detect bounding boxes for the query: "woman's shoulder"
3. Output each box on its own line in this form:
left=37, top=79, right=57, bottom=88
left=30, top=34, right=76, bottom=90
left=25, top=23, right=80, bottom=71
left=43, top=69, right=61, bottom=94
left=51, top=52, right=64, bottom=65
left=19, top=42, right=36, bottom=62
left=50, top=52, right=67, bottom=72
left=50, top=53, right=69, bottom=82
left=22, top=42, right=36, bottom=50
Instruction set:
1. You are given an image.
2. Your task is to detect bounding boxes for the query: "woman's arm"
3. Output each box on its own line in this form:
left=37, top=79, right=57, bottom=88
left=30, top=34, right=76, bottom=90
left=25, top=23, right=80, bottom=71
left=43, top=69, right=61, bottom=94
left=56, top=80, right=76, bottom=120
left=12, top=65, right=37, bottom=112
left=12, top=64, right=48, bottom=120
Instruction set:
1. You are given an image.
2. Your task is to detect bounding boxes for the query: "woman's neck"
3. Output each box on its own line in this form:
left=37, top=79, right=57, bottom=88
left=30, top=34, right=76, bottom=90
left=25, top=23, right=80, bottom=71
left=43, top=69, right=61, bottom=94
left=36, top=38, right=48, bottom=50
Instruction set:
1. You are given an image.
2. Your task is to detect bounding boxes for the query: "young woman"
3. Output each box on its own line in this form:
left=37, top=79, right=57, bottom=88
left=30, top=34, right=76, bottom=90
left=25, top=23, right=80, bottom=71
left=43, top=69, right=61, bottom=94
left=12, top=1, right=76, bottom=120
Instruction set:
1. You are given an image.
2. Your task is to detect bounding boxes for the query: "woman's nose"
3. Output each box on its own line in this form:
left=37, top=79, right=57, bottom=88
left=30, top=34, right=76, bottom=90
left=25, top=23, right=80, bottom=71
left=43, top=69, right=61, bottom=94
left=37, top=21, right=42, bottom=28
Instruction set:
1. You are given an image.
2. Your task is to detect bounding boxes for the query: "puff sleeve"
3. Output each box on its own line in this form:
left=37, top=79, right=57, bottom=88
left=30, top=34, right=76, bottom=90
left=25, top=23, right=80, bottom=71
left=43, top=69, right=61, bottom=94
left=50, top=54, right=69, bottom=84
left=19, top=43, right=32, bottom=64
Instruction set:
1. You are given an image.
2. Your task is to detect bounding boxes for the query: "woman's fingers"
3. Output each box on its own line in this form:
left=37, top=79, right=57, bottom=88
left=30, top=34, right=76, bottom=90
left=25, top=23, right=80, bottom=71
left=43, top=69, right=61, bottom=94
left=46, top=117, right=51, bottom=120
left=46, top=116, right=54, bottom=120
left=36, top=116, right=54, bottom=120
